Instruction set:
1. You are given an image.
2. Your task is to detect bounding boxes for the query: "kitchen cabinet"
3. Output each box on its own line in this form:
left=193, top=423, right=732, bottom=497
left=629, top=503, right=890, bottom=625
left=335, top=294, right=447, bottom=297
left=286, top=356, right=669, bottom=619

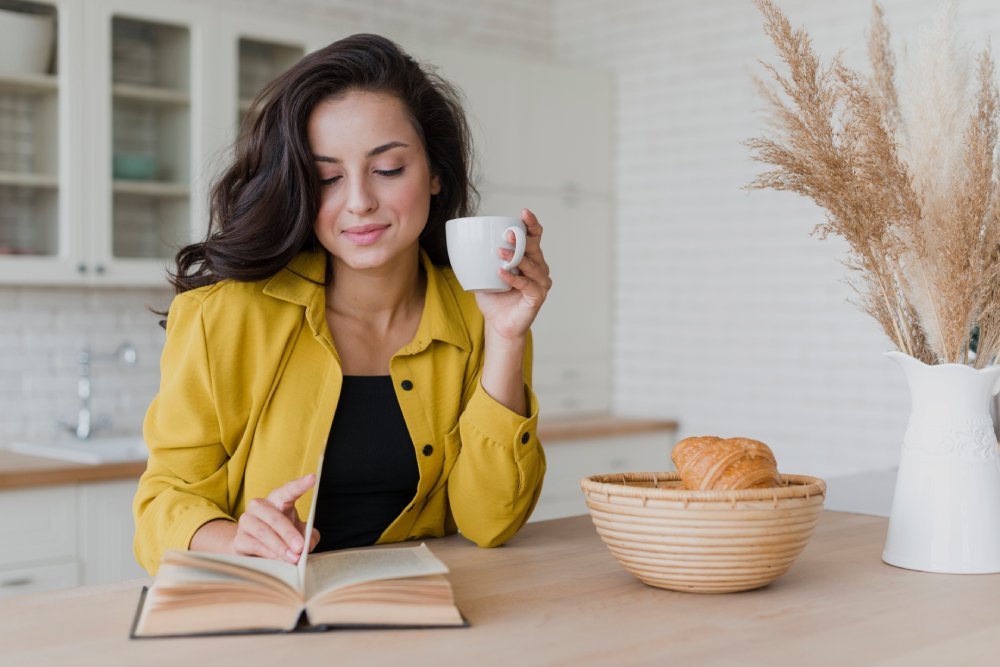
left=0, top=0, right=212, bottom=285
left=480, top=187, right=612, bottom=415
left=77, top=478, right=145, bottom=585
left=0, top=0, right=329, bottom=286
left=0, top=0, right=81, bottom=283
left=429, top=45, right=615, bottom=416
left=430, top=46, right=613, bottom=195
left=0, top=479, right=142, bottom=598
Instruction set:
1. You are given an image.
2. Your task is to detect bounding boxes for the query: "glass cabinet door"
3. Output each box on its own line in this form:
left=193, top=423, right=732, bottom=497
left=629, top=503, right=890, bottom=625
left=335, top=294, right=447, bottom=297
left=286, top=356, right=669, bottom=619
left=237, top=38, right=304, bottom=127
left=109, top=16, right=190, bottom=261
left=0, top=1, right=59, bottom=259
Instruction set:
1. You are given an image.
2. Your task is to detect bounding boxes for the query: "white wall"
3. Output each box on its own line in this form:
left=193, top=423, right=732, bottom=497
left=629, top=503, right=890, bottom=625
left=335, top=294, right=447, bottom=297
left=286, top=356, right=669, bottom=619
left=552, top=0, right=1000, bottom=477
left=0, top=0, right=556, bottom=446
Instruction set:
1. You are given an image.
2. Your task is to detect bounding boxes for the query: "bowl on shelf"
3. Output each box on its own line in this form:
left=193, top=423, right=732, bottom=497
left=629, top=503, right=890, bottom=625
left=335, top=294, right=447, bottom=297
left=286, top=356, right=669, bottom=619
left=0, top=9, right=55, bottom=76
left=112, top=153, right=158, bottom=181
left=580, top=471, right=826, bottom=594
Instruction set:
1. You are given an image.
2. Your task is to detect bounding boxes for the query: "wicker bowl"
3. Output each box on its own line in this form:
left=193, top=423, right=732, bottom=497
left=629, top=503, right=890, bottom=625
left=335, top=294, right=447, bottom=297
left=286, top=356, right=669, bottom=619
left=581, top=471, right=826, bottom=594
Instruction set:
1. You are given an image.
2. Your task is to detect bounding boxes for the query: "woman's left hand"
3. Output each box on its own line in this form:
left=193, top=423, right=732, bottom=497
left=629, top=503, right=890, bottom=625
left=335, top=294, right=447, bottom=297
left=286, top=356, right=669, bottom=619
left=475, top=208, right=552, bottom=341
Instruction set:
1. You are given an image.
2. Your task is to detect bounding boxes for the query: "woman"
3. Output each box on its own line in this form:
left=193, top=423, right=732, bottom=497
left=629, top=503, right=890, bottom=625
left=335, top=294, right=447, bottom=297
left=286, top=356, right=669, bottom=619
left=133, top=34, right=550, bottom=574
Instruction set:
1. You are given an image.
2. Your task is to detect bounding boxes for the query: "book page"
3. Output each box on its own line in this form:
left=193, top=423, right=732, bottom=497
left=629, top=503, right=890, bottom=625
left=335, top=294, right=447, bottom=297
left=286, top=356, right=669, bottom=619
left=304, top=543, right=450, bottom=600
left=171, top=550, right=300, bottom=593
left=298, top=454, right=324, bottom=591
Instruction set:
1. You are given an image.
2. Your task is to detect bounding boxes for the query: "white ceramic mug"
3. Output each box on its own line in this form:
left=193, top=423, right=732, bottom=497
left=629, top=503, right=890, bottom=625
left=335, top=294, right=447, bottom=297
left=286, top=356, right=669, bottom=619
left=445, top=216, right=527, bottom=292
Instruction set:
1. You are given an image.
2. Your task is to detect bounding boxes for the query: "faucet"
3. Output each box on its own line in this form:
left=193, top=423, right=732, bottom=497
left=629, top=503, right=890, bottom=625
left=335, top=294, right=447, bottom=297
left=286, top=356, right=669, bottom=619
left=60, top=342, right=138, bottom=440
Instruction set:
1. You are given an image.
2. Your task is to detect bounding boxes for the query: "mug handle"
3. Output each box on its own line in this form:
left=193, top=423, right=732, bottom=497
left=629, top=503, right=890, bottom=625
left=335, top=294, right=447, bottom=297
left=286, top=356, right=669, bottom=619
left=502, top=225, right=527, bottom=271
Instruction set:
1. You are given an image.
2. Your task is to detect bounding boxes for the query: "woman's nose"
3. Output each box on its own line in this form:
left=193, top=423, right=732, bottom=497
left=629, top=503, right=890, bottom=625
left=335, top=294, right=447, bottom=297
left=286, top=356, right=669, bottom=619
left=346, top=176, right=378, bottom=215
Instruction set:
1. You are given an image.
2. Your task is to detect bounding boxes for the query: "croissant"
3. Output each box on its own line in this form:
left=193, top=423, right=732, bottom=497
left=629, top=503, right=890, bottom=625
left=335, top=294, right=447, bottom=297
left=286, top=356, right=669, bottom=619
left=671, top=436, right=781, bottom=490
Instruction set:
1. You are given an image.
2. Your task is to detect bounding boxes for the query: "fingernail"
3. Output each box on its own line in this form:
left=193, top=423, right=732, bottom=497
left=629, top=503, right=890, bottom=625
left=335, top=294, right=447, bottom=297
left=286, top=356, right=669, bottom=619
left=286, top=549, right=299, bottom=562
left=293, top=537, right=304, bottom=551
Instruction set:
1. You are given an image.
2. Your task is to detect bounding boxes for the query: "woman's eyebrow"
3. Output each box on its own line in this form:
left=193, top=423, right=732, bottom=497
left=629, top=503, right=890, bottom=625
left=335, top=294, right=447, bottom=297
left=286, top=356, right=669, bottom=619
left=313, top=141, right=410, bottom=163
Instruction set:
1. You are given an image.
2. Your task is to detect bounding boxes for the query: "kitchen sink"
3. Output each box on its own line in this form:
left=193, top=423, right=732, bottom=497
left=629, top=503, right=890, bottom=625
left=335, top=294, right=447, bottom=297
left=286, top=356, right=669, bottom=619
left=7, top=436, right=148, bottom=465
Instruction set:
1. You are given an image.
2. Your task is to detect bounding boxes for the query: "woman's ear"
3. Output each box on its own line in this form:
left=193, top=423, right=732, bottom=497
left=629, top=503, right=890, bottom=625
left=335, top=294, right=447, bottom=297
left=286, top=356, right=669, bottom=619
left=430, top=174, right=441, bottom=195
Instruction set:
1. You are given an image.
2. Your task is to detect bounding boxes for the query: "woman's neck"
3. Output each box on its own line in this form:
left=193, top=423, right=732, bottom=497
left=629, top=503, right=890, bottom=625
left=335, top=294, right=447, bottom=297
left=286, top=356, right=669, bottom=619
left=325, top=248, right=425, bottom=335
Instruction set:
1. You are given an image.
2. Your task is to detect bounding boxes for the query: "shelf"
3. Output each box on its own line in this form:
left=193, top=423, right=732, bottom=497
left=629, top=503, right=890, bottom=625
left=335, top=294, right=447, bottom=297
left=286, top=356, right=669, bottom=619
left=0, top=73, right=58, bottom=94
left=538, top=415, right=679, bottom=443
left=112, top=180, right=189, bottom=197
left=111, top=83, right=189, bottom=106
left=0, top=172, right=58, bottom=188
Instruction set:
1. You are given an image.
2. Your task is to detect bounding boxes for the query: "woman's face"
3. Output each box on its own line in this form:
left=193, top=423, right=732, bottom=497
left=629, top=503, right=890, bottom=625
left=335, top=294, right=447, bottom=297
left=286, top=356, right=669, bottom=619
left=308, top=90, right=440, bottom=271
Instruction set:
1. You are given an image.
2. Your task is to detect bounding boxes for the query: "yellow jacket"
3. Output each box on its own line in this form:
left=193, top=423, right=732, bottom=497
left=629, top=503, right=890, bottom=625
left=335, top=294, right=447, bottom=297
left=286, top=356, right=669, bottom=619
left=134, top=249, right=545, bottom=574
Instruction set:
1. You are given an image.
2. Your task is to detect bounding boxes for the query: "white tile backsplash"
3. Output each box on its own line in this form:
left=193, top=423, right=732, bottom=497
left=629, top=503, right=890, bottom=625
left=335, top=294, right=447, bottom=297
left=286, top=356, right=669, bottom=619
left=1, top=285, right=171, bottom=444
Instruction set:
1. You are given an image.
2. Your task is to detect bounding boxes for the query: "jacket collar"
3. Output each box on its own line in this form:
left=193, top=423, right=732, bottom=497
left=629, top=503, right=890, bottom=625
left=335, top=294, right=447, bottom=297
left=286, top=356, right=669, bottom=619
left=262, top=249, right=471, bottom=352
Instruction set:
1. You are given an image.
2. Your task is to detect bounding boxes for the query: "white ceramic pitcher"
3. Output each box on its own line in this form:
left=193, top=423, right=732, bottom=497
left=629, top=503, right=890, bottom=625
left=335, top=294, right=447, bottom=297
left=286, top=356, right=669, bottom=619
left=883, top=351, right=1000, bottom=573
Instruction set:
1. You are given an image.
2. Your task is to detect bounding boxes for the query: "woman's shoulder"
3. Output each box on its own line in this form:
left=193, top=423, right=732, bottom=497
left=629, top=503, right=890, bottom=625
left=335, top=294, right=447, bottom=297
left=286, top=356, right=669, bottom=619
left=171, top=276, right=268, bottom=309
left=166, top=272, right=300, bottom=331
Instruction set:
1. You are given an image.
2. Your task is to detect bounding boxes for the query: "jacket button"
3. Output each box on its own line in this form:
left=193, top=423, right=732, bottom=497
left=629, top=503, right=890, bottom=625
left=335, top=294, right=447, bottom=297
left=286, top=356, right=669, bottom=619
left=401, top=379, right=414, bottom=391
left=521, top=432, right=530, bottom=444
left=422, top=444, right=433, bottom=456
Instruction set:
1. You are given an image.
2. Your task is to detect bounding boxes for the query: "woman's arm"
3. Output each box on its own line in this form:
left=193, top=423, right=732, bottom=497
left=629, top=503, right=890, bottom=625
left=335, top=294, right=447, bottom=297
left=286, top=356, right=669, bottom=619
left=474, top=208, right=551, bottom=416
left=134, top=294, right=235, bottom=575
left=480, top=328, right=527, bottom=416
left=447, top=208, right=551, bottom=547
left=135, top=295, right=320, bottom=572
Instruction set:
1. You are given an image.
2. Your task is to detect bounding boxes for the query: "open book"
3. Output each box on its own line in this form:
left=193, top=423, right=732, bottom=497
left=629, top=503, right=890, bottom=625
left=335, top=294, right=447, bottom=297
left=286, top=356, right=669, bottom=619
left=131, top=458, right=465, bottom=638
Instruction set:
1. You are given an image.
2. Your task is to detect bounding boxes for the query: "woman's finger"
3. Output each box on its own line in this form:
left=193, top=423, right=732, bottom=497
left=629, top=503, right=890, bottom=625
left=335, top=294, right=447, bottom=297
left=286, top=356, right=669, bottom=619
left=266, top=473, right=316, bottom=513
left=245, top=498, right=306, bottom=558
left=505, top=209, right=543, bottom=255
left=237, top=512, right=299, bottom=562
left=499, top=247, right=550, bottom=280
left=522, top=208, right=542, bottom=238
left=232, top=532, right=283, bottom=560
left=309, top=528, right=321, bottom=552
left=499, top=267, right=548, bottom=301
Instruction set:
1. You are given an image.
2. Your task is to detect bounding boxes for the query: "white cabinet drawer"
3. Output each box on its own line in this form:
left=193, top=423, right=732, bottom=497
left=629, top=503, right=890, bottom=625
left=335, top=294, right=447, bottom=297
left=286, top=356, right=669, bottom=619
left=0, top=560, right=78, bottom=599
left=0, top=486, right=77, bottom=567
left=78, top=479, right=147, bottom=585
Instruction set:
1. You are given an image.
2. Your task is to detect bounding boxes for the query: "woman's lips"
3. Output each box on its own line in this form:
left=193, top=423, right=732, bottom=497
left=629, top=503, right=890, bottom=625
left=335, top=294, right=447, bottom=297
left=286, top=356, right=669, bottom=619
left=343, top=224, right=389, bottom=246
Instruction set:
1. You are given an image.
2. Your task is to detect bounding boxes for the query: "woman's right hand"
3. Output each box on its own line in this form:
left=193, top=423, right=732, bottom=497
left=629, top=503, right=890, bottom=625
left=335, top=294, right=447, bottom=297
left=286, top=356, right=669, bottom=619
left=231, top=473, right=321, bottom=562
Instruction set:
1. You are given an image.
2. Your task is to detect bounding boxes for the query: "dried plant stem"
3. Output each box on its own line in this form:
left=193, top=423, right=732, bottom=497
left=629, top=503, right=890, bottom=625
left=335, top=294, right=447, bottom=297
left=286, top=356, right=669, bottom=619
left=914, top=259, right=948, bottom=360
left=748, top=0, right=1000, bottom=368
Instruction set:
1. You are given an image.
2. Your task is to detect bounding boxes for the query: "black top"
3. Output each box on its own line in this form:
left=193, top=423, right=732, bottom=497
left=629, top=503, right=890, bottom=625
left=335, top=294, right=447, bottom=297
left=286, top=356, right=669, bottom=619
left=313, top=375, right=420, bottom=552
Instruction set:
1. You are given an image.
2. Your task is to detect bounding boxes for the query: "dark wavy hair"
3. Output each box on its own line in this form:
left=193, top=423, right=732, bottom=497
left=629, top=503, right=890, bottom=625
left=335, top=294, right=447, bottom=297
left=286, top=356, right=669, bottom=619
left=169, top=33, right=477, bottom=293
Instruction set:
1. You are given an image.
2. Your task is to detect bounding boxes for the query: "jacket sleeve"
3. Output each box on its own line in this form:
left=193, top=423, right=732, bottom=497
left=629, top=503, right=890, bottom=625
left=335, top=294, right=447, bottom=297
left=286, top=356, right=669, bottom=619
left=447, top=333, right=546, bottom=547
left=133, top=293, right=235, bottom=574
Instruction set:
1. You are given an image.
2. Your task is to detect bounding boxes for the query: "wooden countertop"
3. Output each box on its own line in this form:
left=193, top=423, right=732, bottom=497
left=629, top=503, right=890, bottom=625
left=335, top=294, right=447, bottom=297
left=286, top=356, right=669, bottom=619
left=539, top=414, right=677, bottom=443
left=2, top=511, right=997, bottom=665
left=0, top=415, right=678, bottom=490
left=0, top=450, right=147, bottom=490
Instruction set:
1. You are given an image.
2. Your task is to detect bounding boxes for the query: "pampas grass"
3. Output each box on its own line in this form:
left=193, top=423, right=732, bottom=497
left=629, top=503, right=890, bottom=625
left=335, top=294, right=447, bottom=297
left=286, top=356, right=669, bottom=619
left=747, top=0, right=1000, bottom=367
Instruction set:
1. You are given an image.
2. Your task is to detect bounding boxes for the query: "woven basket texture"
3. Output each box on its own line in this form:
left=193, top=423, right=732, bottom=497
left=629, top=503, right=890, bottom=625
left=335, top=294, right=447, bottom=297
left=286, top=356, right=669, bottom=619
left=581, top=471, right=826, bottom=594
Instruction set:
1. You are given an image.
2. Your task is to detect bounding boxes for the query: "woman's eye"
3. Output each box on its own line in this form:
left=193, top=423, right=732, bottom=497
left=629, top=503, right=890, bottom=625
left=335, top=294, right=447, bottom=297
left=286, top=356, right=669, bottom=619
left=319, top=175, right=341, bottom=186
left=375, top=167, right=404, bottom=177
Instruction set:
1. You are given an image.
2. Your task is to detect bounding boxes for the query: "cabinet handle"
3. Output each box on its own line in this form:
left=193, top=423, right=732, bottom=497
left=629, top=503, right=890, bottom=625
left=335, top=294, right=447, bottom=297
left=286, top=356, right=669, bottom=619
left=1, top=577, right=32, bottom=588
left=77, top=263, right=87, bottom=274
left=95, top=264, right=106, bottom=275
